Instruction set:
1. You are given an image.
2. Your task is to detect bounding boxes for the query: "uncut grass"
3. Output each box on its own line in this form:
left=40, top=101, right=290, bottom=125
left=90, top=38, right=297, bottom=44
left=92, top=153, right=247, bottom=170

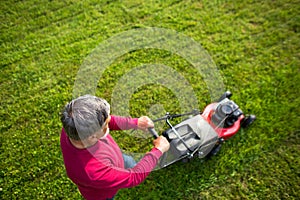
left=1, top=0, right=299, bottom=199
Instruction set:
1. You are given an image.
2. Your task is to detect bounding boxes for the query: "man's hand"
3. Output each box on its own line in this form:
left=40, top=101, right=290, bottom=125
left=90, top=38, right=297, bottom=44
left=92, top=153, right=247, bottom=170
left=137, top=116, right=154, bottom=131
left=137, top=116, right=169, bottom=153
left=153, top=136, right=170, bottom=153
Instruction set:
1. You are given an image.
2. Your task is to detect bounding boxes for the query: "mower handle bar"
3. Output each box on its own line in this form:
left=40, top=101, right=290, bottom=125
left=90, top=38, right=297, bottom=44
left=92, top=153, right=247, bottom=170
left=152, top=109, right=200, bottom=122
left=148, top=109, right=200, bottom=139
left=148, top=127, right=159, bottom=139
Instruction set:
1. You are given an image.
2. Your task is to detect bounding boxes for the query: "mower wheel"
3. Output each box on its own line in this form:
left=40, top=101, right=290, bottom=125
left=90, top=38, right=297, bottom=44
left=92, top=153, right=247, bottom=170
left=206, top=144, right=222, bottom=158
left=241, top=115, right=256, bottom=128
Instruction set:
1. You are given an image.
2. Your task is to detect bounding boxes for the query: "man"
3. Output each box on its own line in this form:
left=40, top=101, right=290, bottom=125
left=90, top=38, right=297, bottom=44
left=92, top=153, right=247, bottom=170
left=60, top=95, right=170, bottom=200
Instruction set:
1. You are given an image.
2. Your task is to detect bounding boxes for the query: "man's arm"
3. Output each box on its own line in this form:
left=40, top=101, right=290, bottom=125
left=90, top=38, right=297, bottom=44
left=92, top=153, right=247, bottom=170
left=108, top=115, right=138, bottom=130
left=108, top=115, right=154, bottom=131
left=87, top=136, right=169, bottom=190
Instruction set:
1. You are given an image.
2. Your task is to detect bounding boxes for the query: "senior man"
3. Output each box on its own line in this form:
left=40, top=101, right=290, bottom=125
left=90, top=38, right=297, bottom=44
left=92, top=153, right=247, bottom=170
left=60, top=95, right=170, bottom=200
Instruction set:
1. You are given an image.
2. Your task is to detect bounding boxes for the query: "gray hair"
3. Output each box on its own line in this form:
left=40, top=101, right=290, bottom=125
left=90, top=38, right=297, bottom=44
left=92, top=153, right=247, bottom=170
left=61, top=95, right=110, bottom=140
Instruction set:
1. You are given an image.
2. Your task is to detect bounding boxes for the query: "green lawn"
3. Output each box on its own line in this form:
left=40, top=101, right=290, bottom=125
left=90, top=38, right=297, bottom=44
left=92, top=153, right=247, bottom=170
left=1, top=0, right=299, bottom=199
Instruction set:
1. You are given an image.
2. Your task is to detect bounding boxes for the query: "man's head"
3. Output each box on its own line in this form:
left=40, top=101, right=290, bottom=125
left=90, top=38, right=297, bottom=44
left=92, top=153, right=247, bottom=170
left=61, top=95, right=110, bottom=140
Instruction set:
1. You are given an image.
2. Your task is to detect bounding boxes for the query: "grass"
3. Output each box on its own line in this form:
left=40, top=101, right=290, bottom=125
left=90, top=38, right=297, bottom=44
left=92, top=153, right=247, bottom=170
left=1, top=0, right=299, bottom=199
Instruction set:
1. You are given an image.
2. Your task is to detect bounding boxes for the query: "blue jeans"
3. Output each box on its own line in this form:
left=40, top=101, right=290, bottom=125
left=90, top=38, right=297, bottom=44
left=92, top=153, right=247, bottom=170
left=122, top=153, right=137, bottom=169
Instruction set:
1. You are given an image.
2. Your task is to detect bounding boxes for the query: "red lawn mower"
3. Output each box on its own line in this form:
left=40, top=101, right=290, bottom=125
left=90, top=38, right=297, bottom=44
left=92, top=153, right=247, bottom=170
left=148, top=91, right=256, bottom=168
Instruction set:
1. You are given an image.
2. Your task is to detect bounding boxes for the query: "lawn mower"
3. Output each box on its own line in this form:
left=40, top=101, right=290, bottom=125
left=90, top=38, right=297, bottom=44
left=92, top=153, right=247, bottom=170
left=148, top=91, right=256, bottom=168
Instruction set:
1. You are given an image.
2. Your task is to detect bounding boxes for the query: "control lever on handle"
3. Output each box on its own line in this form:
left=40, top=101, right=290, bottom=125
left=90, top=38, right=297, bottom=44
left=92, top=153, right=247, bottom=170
left=148, top=127, right=159, bottom=139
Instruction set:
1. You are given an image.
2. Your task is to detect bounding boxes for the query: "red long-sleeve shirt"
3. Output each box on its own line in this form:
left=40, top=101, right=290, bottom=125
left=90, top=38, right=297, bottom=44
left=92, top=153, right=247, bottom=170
left=60, top=115, right=162, bottom=200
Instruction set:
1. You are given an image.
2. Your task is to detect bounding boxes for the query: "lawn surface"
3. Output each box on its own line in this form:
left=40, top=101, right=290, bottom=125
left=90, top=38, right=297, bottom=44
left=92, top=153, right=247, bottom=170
left=1, top=0, right=299, bottom=199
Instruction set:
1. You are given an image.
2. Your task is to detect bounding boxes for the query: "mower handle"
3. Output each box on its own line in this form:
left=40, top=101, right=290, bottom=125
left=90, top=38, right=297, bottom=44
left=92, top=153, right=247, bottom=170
left=148, top=127, right=159, bottom=139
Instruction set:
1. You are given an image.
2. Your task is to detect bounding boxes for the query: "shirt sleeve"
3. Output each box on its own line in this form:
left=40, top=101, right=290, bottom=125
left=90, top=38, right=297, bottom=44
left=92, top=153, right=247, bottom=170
left=109, top=115, right=139, bottom=130
left=87, top=147, right=163, bottom=190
